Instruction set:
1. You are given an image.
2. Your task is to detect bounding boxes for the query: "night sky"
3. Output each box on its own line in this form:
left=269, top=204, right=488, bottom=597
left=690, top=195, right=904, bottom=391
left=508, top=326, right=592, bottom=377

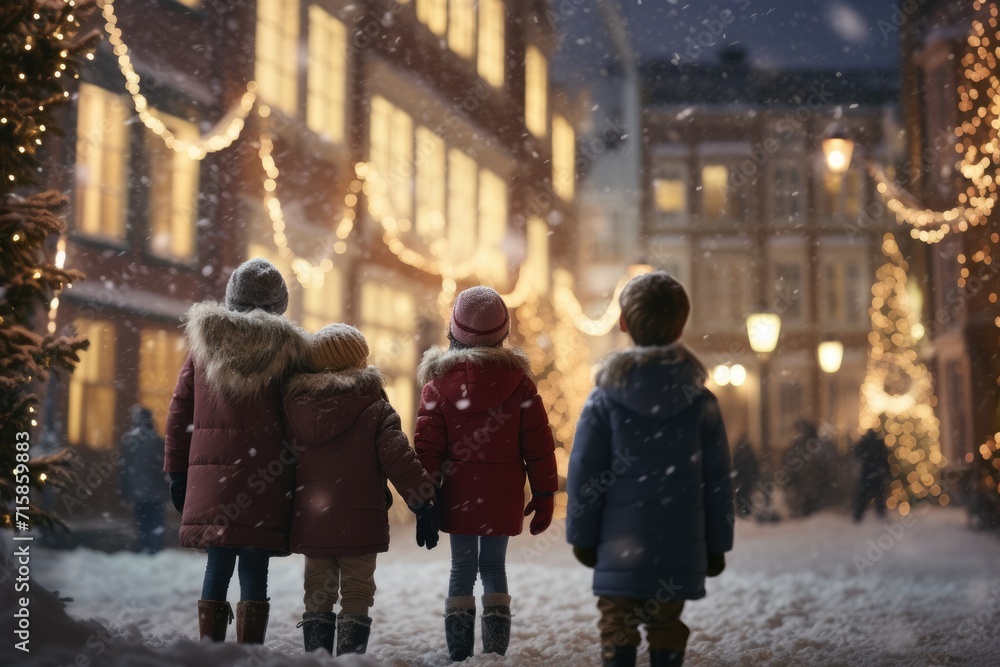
left=553, top=0, right=901, bottom=77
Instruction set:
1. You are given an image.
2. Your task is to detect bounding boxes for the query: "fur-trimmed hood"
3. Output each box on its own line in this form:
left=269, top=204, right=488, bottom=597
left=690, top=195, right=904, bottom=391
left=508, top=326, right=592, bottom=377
left=185, top=301, right=307, bottom=399
left=284, top=365, right=385, bottom=400
left=417, top=345, right=531, bottom=387
left=595, top=343, right=708, bottom=420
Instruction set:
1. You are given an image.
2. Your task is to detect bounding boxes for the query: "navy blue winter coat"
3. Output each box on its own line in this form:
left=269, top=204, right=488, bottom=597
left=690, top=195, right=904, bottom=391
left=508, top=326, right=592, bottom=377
left=566, top=344, right=734, bottom=600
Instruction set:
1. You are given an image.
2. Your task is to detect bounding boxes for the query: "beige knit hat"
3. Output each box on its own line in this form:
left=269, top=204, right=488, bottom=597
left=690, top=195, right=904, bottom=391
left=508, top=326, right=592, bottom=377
left=305, top=324, right=369, bottom=372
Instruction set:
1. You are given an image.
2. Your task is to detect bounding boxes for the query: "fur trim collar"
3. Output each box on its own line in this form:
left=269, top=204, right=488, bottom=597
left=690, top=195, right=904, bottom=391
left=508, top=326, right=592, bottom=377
left=595, top=343, right=707, bottom=390
left=185, top=301, right=307, bottom=399
left=284, top=365, right=385, bottom=399
left=417, top=345, right=531, bottom=386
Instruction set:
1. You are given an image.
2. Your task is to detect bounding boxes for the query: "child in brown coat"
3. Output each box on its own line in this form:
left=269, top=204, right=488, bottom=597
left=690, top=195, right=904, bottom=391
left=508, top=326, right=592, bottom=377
left=282, top=323, right=439, bottom=655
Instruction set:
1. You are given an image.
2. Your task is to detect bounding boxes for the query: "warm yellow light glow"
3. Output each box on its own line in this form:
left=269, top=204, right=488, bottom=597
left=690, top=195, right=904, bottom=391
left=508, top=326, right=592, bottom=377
left=818, top=340, right=845, bottom=374
left=729, top=364, right=747, bottom=387
left=525, top=45, right=548, bottom=137
left=712, top=365, right=731, bottom=386
left=746, top=313, right=781, bottom=354
left=822, top=136, right=854, bottom=175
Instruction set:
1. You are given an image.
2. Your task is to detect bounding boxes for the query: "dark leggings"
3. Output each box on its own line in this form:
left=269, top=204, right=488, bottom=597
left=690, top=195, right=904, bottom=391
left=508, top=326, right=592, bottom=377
left=201, top=547, right=270, bottom=601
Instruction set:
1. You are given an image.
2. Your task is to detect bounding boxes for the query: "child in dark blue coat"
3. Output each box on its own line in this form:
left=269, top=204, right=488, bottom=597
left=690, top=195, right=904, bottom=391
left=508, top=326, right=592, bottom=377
left=566, top=271, right=734, bottom=667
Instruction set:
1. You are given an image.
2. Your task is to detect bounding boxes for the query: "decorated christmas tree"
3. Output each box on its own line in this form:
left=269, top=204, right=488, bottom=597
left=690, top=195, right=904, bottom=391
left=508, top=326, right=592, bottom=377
left=0, top=0, right=97, bottom=530
left=858, top=233, right=946, bottom=514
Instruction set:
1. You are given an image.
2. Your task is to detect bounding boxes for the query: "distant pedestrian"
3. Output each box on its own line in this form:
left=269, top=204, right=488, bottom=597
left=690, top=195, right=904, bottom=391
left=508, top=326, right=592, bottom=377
left=119, top=405, right=167, bottom=555
left=853, top=428, right=891, bottom=522
left=732, top=435, right=759, bottom=518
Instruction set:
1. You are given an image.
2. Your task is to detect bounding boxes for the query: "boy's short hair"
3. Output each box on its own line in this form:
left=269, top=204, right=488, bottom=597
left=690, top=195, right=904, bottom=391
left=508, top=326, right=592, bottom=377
left=619, top=271, right=690, bottom=346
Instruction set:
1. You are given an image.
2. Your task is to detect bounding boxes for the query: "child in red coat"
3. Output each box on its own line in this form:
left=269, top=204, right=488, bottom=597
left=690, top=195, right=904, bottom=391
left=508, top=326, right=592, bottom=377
left=415, top=286, right=558, bottom=661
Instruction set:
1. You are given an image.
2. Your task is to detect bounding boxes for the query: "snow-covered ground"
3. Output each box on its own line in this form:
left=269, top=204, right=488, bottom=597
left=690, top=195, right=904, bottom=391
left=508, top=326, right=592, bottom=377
left=9, top=507, right=1000, bottom=666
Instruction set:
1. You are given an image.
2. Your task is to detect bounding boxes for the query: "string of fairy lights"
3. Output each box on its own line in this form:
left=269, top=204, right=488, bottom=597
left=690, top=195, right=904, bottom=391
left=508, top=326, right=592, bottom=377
left=863, top=0, right=1000, bottom=504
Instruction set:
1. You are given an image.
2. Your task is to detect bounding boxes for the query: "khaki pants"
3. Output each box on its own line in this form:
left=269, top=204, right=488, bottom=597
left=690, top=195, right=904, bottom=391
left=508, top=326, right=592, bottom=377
left=303, top=554, right=377, bottom=616
left=597, top=596, right=689, bottom=652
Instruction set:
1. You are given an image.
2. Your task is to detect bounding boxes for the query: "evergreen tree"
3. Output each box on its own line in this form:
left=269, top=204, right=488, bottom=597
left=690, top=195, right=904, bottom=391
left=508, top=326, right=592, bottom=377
left=1, top=0, right=97, bottom=530
left=859, top=233, right=946, bottom=513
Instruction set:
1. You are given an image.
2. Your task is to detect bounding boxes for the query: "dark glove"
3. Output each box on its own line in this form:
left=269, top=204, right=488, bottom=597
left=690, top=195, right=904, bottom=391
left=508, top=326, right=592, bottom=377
left=168, top=472, right=187, bottom=514
left=523, top=493, right=554, bottom=535
left=706, top=552, right=726, bottom=577
left=414, top=500, right=440, bottom=550
left=573, top=546, right=597, bottom=568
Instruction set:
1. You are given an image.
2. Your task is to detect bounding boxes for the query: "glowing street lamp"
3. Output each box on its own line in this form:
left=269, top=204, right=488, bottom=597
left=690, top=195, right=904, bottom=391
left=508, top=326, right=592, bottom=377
left=822, top=125, right=855, bottom=175
left=746, top=312, right=781, bottom=355
left=712, top=364, right=731, bottom=386
left=729, top=363, right=747, bottom=387
left=818, top=339, right=845, bottom=374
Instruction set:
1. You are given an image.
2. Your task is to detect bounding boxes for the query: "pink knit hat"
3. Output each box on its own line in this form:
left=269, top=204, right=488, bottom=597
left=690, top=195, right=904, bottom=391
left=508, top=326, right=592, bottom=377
left=450, top=286, right=510, bottom=347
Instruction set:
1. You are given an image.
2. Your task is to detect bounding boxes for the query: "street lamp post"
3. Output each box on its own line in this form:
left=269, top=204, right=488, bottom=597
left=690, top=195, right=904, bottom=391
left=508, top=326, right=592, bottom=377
left=746, top=312, right=782, bottom=461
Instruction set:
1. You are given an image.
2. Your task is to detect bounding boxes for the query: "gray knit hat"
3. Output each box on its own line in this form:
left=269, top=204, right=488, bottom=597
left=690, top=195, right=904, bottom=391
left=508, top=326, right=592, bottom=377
left=225, top=258, right=289, bottom=315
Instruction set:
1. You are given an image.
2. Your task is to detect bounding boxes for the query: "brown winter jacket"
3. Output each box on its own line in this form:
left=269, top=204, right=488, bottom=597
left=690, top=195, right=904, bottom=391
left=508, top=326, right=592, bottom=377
left=163, top=301, right=307, bottom=552
left=414, top=346, right=558, bottom=536
left=283, top=365, right=433, bottom=557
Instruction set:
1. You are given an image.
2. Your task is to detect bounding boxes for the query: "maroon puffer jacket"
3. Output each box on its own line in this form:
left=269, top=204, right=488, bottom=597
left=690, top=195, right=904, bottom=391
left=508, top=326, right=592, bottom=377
left=283, top=366, right=432, bottom=557
left=414, top=346, right=558, bottom=536
left=163, top=301, right=306, bottom=552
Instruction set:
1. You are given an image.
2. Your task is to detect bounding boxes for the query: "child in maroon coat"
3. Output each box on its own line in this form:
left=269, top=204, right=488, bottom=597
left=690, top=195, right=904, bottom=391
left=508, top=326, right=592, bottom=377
left=415, top=286, right=558, bottom=661
left=282, top=324, right=439, bottom=656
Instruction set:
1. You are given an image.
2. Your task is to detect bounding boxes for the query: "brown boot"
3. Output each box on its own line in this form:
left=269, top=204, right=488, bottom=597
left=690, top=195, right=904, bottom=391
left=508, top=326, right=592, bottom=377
left=236, top=600, right=270, bottom=644
left=197, top=600, right=232, bottom=641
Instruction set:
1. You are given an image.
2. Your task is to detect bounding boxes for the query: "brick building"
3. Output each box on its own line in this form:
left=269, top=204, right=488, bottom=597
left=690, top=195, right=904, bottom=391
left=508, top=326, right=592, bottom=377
left=44, top=0, right=576, bottom=516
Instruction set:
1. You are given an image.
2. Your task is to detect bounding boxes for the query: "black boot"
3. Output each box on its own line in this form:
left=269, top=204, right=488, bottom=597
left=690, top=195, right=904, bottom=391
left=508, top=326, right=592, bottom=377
left=481, top=593, right=511, bottom=656
left=444, top=596, right=476, bottom=662
left=336, top=613, right=372, bottom=655
left=602, top=644, right=637, bottom=667
left=298, top=611, right=336, bottom=653
left=650, top=649, right=684, bottom=667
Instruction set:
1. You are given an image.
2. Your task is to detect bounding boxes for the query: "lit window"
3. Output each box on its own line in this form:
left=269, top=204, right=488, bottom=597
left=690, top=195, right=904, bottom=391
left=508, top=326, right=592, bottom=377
left=526, top=217, right=550, bottom=294
left=147, top=111, right=199, bottom=260
left=524, top=45, right=548, bottom=137
left=699, top=256, right=751, bottom=328
left=68, top=320, right=117, bottom=449
left=301, top=268, right=343, bottom=332
left=701, top=164, right=736, bottom=219
left=176, top=0, right=201, bottom=7
left=552, top=115, right=575, bottom=200
left=75, top=83, right=129, bottom=240
left=369, top=96, right=414, bottom=219
left=478, top=169, right=508, bottom=286
left=255, top=0, right=299, bottom=116
left=448, top=0, right=475, bottom=58
left=307, top=6, right=347, bottom=142
left=448, top=148, right=477, bottom=259
left=478, top=0, right=505, bottom=86
left=139, top=329, right=187, bottom=435
left=417, top=0, right=447, bottom=37
left=416, top=127, right=446, bottom=241
left=654, top=178, right=685, bottom=215
left=361, top=282, right=417, bottom=434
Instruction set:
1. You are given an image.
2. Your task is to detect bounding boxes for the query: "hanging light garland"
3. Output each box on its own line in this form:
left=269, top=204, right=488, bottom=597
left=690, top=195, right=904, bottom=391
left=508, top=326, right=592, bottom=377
left=872, top=0, right=1000, bottom=244
left=98, top=0, right=256, bottom=161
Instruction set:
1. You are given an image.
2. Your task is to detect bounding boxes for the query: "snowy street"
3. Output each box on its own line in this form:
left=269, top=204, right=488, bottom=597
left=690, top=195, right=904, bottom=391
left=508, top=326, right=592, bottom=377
left=19, top=508, right=1000, bottom=666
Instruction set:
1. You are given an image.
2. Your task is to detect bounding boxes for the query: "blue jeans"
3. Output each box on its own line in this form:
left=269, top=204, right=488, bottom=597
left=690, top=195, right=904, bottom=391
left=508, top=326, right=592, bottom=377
left=448, top=535, right=509, bottom=597
left=201, top=547, right=269, bottom=601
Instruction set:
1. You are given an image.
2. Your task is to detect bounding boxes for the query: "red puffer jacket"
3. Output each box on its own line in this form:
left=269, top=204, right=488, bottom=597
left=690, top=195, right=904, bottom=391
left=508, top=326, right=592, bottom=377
left=163, top=302, right=306, bottom=552
left=283, top=366, right=433, bottom=557
left=414, top=346, right=557, bottom=536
